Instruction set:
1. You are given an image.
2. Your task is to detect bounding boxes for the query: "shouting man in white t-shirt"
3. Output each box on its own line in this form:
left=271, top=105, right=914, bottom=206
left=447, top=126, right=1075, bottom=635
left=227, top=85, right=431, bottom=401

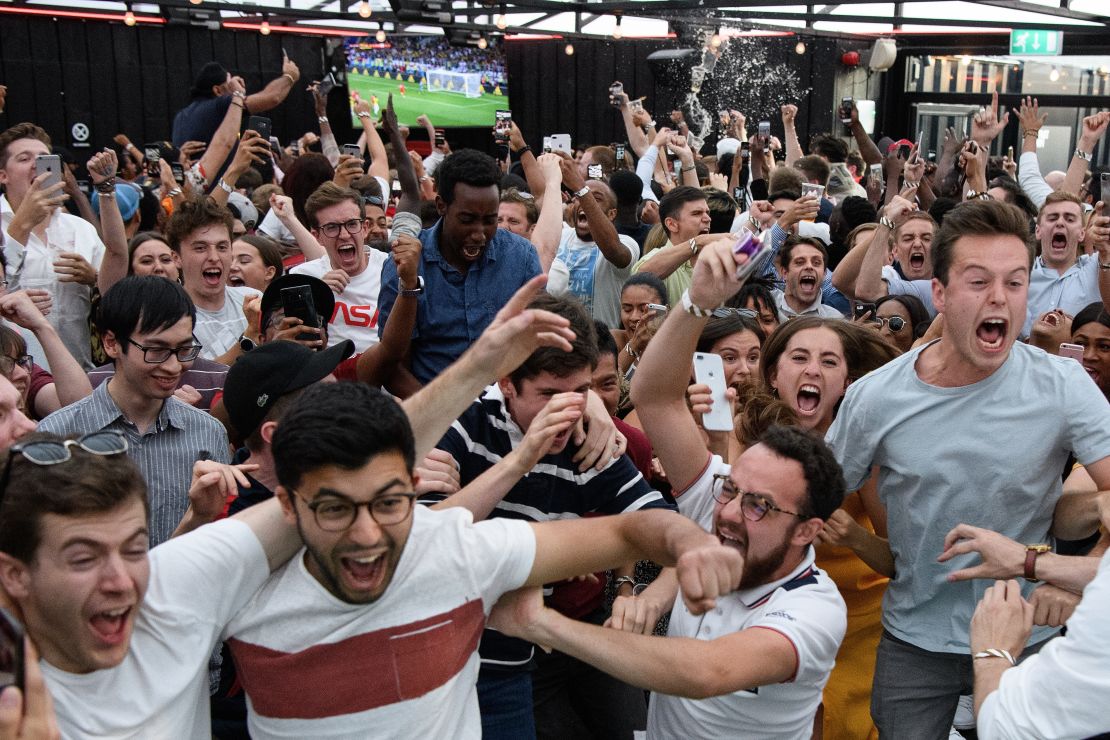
left=166, top=197, right=260, bottom=363
left=291, top=182, right=390, bottom=352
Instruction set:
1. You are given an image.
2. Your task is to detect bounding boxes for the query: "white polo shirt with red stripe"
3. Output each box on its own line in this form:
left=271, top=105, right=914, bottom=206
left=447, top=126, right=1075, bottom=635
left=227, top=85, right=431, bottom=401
left=223, top=504, right=536, bottom=739
left=647, top=455, right=846, bottom=740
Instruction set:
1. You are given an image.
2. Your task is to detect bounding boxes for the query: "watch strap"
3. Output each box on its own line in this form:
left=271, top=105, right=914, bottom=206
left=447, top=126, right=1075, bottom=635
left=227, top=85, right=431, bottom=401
left=1023, top=544, right=1050, bottom=582
left=399, top=275, right=425, bottom=297
left=573, top=186, right=591, bottom=199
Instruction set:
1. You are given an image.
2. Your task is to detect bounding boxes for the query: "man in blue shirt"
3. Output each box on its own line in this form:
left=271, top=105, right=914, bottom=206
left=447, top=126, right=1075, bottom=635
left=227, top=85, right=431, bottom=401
left=377, top=149, right=541, bottom=386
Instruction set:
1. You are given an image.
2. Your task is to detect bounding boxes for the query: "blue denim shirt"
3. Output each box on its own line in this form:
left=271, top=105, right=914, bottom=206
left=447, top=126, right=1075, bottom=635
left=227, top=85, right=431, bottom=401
left=378, top=220, right=542, bottom=384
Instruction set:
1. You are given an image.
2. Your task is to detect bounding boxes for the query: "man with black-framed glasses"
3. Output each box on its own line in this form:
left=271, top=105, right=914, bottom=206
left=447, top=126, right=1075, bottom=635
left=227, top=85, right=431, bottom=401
left=290, top=182, right=394, bottom=353
left=38, top=275, right=231, bottom=546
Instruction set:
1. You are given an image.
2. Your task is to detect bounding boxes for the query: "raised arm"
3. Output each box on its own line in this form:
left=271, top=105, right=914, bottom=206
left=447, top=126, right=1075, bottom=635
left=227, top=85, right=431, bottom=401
left=208, top=129, right=270, bottom=209
left=855, top=195, right=915, bottom=301
left=196, top=81, right=249, bottom=191
left=87, top=149, right=128, bottom=295
left=848, top=102, right=884, bottom=166
left=1062, top=111, right=1109, bottom=198
left=353, top=98, right=390, bottom=182
left=559, top=155, right=629, bottom=268
left=244, top=55, right=300, bottom=114
left=268, top=193, right=325, bottom=262
left=380, top=94, right=420, bottom=215
left=631, top=237, right=744, bottom=492
left=781, top=104, right=803, bottom=166
left=0, top=291, right=92, bottom=414
left=508, top=122, right=545, bottom=201
left=530, top=153, right=566, bottom=273
left=353, top=234, right=420, bottom=386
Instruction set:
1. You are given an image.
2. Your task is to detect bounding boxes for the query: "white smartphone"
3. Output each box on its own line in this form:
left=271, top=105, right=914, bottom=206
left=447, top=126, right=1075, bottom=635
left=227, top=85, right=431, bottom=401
left=543, top=133, right=572, bottom=155
left=1059, top=342, right=1084, bottom=362
left=693, top=352, right=734, bottom=432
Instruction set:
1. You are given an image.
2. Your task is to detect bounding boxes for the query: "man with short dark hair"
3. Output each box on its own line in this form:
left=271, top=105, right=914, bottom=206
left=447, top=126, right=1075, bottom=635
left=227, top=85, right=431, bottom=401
left=377, top=149, right=542, bottom=385
left=632, top=186, right=728, bottom=308
left=172, top=59, right=301, bottom=149
left=773, top=236, right=844, bottom=320
left=826, top=200, right=1110, bottom=738
left=427, top=293, right=669, bottom=738
left=490, top=425, right=848, bottom=739
left=165, top=197, right=261, bottom=362
left=38, top=276, right=231, bottom=546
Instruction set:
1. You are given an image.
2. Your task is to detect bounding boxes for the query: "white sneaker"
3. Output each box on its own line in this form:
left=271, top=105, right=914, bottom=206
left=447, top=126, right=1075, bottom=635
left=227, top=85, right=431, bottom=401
left=948, top=729, right=965, bottom=739
left=953, top=694, right=976, bottom=730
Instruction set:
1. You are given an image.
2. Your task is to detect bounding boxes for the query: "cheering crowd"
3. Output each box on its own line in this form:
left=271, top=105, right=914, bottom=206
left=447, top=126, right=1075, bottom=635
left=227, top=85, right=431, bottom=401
left=0, top=43, right=1106, bottom=740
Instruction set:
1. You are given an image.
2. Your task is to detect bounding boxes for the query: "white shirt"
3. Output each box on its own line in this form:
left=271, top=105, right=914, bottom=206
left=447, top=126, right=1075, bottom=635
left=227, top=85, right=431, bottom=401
left=550, top=224, right=639, bottom=328
left=42, top=519, right=269, bottom=739
left=978, top=549, right=1110, bottom=740
left=1, top=195, right=105, bottom=370
left=224, top=505, right=536, bottom=739
left=194, top=285, right=262, bottom=360
left=771, top=287, right=845, bottom=322
left=291, top=249, right=389, bottom=352
left=647, top=456, right=847, bottom=740
left=1023, top=253, right=1104, bottom=338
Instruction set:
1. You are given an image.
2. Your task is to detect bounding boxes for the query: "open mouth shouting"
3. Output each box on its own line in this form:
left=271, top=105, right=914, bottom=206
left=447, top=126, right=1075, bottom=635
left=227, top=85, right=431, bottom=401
left=908, top=250, right=926, bottom=271
left=1048, top=232, right=1070, bottom=259
left=88, top=605, right=133, bottom=649
left=717, top=526, right=747, bottom=555
left=798, top=273, right=819, bottom=297
left=202, top=266, right=223, bottom=288
left=227, top=272, right=245, bottom=287
left=796, top=384, right=822, bottom=416
left=461, top=242, right=485, bottom=260
left=976, top=318, right=1008, bottom=352
left=339, top=551, right=388, bottom=593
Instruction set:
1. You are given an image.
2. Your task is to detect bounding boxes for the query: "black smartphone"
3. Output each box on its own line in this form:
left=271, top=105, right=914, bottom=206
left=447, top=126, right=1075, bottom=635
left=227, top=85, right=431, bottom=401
left=740, top=141, right=750, bottom=160
left=317, top=72, right=337, bottom=97
left=247, top=116, right=272, bottom=141
left=76, top=179, right=90, bottom=194
left=609, top=82, right=623, bottom=108
left=494, top=110, right=512, bottom=144
left=839, top=97, right=854, bottom=124
left=733, top=187, right=748, bottom=205
left=0, top=608, right=24, bottom=693
left=143, top=144, right=161, bottom=165
left=434, top=130, right=446, bottom=148
left=280, top=285, right=322, bottom=342
left=615, top=143, right=626, bottom=162
left=853, top=301, right=877, bottom=320
left=171, top=163, right=184, bottom=185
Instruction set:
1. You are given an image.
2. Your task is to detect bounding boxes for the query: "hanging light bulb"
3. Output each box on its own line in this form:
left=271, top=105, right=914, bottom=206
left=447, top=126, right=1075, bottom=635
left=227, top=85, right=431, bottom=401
left=795, top=40, right=806, bottom=55
left=260, top=19, right=271, bottom=35
left=376, top=28, right=387, bottom=43
left=495, top=13, right=507, bottom=30
left=709, top=29, right=722, bottom=49
left=189, top=0, right=203, bottom=4
left=123, top=9, right=136, bottom=26
left=960, top=55, right=971, bottom=65
left=1049, top=66, right=1060, bottom=81
left=358, top=1, right=372, bottom=19
left=477, top=35, right=488, bottom=50
left=565, top=42, right=575, bottom=56
left=612, top=13, right=622, bottom=40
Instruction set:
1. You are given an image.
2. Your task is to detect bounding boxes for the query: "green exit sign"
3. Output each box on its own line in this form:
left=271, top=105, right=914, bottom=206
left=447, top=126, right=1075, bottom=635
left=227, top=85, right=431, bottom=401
left=1009, top=29, right=1063, bottom=56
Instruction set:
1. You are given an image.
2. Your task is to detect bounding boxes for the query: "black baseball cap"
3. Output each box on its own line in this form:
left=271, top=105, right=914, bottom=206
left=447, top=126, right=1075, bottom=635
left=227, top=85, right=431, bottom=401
left=259, top=273, right=335, bottom=334
left=223, top=339, right=355, bottom=440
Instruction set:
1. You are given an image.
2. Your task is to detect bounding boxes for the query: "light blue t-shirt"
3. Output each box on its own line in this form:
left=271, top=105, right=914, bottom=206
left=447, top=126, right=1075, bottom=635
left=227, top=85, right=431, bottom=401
left=826, top=341, right=1110, bottom=654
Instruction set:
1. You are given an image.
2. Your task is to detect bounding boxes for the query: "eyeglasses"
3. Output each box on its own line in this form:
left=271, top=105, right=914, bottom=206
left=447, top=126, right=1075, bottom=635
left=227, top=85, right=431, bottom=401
left=0, top=431, right=129, bottom=508
left=710, top=307, right=759, bottom=320
left=867, top=316, right=907, bottom=332
left=711, top=473, right=809, bottom=521
left=318, top=218, right=366, bottom=238
left=292, top=489, right=417, bottom=531
left=0, top=354, right=33, bottom=377
left=127, top=338, right=203, bottom=364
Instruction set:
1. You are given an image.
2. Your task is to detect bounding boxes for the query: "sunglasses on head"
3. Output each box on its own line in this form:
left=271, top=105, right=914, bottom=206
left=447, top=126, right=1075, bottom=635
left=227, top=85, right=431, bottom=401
left=0, top=431, right=129, bottom=508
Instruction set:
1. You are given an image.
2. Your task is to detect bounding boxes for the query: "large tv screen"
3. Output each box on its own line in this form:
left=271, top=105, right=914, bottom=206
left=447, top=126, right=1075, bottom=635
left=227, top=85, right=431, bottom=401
left=344, top=36, right=509, bottom=128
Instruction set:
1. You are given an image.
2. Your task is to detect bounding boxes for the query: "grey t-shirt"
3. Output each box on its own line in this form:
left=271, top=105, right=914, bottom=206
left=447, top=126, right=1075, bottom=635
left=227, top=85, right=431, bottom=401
left=826, top=341, right=1110, bottom=654
left=881, top=265, right=936, bottom=317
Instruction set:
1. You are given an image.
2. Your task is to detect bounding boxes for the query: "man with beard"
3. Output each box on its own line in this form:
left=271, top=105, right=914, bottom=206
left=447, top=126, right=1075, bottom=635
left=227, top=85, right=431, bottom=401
left=488, top=424, right=848, bottom=739
left=291, top=183, right=391, bottom=353
left=1021, top=191, right=1110, bottom=338
left=772, top=235, right=844, bottom=320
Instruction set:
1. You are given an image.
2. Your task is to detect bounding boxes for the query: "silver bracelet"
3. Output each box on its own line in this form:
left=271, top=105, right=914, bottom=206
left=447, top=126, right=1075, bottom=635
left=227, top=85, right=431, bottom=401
left=972, top=648, right=1015, bottom=666
left=318, top=116, right=329, bottom=124
left=1074, top=148, right=1092, bottom=162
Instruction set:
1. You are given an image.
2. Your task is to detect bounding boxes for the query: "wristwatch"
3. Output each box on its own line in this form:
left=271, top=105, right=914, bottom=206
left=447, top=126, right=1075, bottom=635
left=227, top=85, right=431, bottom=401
left=1099, top=261, right=1110, bottom=271
left=1023, top=544, right=1051, bottom=582
left=965, top=189, right=991, bottom=201
left=239, top=335, right=257, bottom=353
left=1074, top=148, right=1093, bottom=162
left=399, top=275, right=425, bottom=297
left=572, top=185, right=591, bottom=199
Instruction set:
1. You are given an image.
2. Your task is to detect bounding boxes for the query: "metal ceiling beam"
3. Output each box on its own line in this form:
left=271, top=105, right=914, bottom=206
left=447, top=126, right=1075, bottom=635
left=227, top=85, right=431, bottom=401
left=974, top=0, right=1108, bottom=24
